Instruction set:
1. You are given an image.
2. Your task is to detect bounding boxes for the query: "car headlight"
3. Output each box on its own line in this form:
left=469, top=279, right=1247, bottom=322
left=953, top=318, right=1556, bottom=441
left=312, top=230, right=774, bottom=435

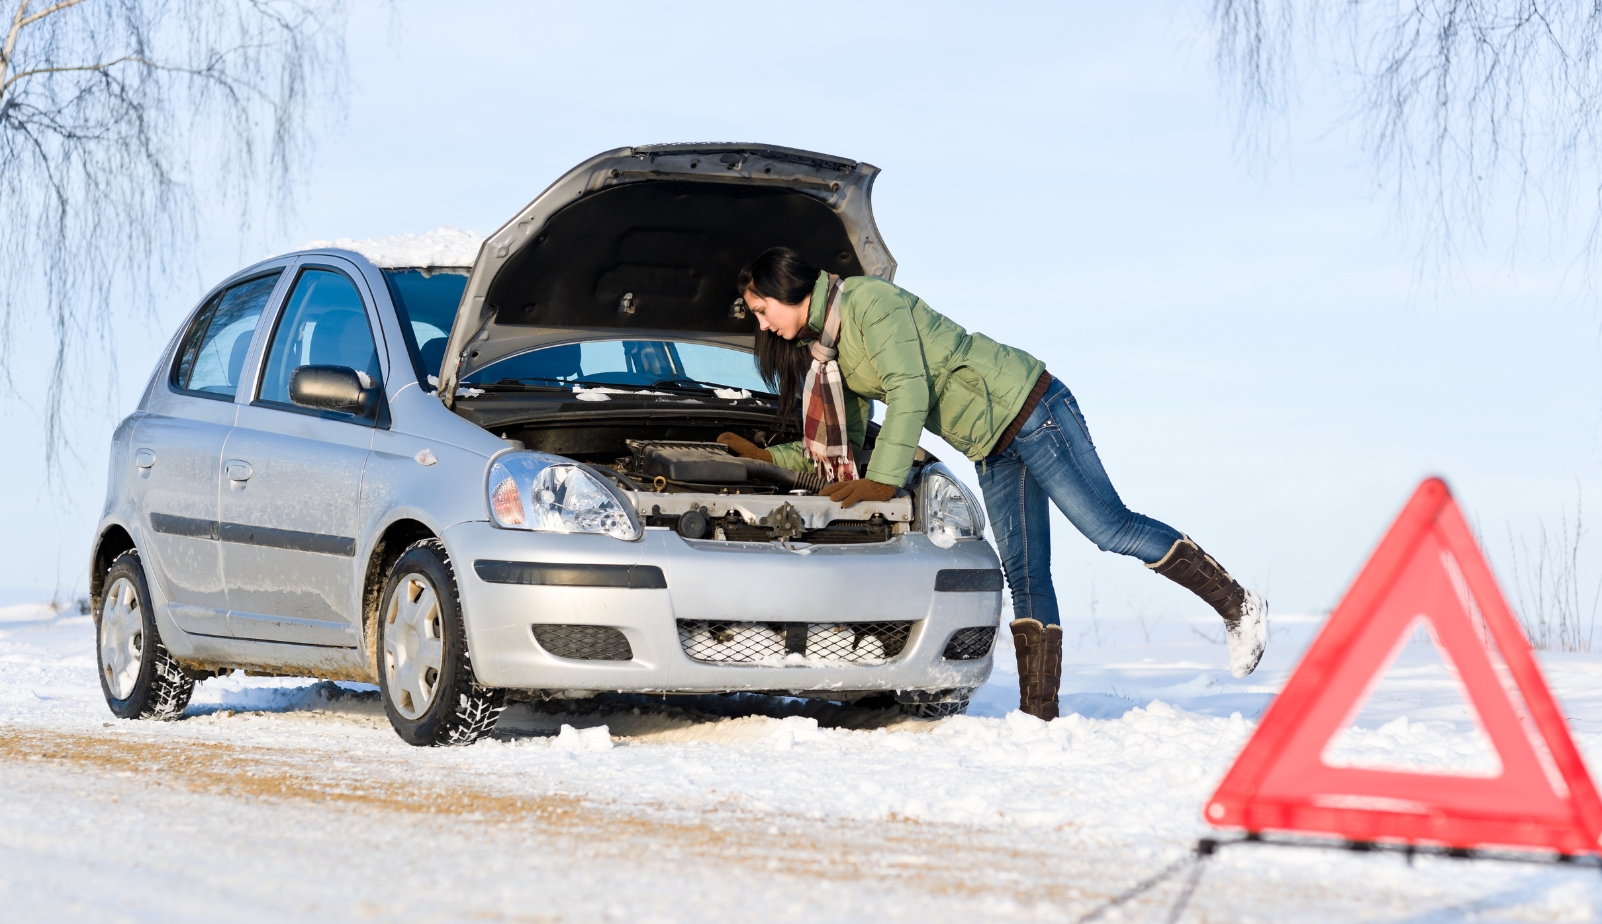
left=486, top=452, right=642, bottom=541
left=920, top=464, right=984, bottom=548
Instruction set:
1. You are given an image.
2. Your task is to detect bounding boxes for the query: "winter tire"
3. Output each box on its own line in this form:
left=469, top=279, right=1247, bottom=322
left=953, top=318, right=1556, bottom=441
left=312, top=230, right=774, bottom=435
left=96, top=550, right=195, bottom=721
left=896, top=688, right=972, bottom=719
left=377, top=538, right=506, bottom=746
left=899, top=699, right=970, bottom=719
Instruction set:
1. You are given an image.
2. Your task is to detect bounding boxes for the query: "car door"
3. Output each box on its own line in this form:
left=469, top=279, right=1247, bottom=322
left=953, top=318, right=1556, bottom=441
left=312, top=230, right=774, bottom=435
left=220, top=259, right=385, bottom=647
left=133, top=270, right=285, bottom=637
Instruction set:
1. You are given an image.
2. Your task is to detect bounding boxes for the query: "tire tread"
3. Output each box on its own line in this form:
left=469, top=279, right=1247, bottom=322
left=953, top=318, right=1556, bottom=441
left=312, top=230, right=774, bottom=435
left=102, top=550, right=195, bottom=721
left=899, top=699, right=970, bottom=719
left=382, top=538, right=506, bottom=746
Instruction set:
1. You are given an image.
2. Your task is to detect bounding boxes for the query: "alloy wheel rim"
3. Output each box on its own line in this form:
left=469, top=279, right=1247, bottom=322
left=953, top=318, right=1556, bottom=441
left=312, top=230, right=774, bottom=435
left=100, top=577, right=143, bottom=700
left=383, top=573, right=444, bottom=720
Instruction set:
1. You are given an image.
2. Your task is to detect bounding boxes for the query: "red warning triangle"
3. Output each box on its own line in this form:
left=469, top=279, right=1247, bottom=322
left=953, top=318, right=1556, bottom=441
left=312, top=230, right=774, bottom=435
left=1206, top=477, right=1602, bottom=854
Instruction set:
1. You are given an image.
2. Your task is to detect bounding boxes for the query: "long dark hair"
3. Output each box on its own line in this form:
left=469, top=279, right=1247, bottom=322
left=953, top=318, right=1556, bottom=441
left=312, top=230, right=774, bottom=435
left=739, top=247, right=820, bottom=427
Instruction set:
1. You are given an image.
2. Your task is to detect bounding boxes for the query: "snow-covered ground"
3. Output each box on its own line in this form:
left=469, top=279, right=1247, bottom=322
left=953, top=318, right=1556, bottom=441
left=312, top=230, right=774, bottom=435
left=4, top=602, right=1601, bottom=922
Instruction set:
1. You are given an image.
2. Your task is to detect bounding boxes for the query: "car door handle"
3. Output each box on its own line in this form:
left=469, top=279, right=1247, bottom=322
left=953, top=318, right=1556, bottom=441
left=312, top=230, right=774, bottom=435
left=225, top=460, right=253, bottom=482
left=135, top=449, right=155, bottom=469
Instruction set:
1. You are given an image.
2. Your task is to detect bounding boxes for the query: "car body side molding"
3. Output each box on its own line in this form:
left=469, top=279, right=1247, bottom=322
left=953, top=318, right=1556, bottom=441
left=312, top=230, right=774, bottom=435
left=149, top=512, right=220, bottom=540
left=150, top=512, right=356, bottom=557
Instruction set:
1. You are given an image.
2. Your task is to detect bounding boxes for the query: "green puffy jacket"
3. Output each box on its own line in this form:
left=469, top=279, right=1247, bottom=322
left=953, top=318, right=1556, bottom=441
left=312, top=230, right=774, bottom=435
left=768, top=272, right=1046, bottom=486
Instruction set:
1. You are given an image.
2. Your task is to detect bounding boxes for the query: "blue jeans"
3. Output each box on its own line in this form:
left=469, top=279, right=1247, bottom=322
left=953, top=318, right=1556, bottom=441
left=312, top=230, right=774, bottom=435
left=977, top=376, right=1182, bottom=626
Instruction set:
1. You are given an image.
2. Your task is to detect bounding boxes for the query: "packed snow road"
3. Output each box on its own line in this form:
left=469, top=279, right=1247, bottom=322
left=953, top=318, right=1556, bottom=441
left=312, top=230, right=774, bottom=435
left=3, top=604, right=1600, bottom=921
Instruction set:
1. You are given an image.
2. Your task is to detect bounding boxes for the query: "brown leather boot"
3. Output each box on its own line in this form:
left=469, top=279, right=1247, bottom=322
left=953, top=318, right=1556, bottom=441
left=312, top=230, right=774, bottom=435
left=1147, top=535, right=1268, bottom=677
left=1148, top=536, right=1244, bottom=624
left=1010, top=618, right=1062, bottom=720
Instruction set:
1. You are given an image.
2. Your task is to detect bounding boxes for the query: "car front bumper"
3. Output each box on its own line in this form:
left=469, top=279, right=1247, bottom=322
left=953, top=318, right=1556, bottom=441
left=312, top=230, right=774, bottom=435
left=442, top=522, right=1003, bottom=695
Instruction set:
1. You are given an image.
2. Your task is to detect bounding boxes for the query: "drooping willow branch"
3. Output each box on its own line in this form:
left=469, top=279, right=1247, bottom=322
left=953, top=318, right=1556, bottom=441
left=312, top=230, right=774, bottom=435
left=0, top=0, right=349, bottom=470
left=1209, top=1, right=1602, bottom=278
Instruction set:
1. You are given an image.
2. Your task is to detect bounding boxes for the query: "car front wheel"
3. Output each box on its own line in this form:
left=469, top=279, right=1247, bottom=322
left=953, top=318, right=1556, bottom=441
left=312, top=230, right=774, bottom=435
left=377, top=538, right=506, bottom=746
left=97, top=550, right=195, bottom=720
left=896, top=688, right=972, bottom=719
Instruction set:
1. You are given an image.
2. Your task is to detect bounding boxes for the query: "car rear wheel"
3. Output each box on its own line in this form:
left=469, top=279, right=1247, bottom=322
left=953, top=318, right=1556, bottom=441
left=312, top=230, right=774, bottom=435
left=377, top=538, right=506, bottom=746
left=97, top=550, right=195, bottom=721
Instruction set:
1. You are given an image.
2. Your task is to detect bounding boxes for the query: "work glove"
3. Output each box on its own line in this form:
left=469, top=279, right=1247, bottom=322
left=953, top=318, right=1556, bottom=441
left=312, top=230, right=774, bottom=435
left=821, top=478, right=897, bottom=508
left=716, top=432, right=772, bottom=463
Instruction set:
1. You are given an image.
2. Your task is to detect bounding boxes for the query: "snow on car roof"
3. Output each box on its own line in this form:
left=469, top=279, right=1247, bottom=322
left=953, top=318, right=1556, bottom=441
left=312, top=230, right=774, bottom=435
left=301, top=225, right=483, bottom=269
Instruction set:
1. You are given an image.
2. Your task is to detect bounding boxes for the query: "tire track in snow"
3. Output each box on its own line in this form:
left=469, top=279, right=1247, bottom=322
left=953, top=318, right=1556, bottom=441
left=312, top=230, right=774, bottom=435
left=0, top=724, right=1152, bottom=917
left=12, top=723, right=1576, bottom=922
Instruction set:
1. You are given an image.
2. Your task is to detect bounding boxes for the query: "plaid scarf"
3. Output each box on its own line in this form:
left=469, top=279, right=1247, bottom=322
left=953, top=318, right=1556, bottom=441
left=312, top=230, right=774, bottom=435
left=801, top=275, right=858, bottom=483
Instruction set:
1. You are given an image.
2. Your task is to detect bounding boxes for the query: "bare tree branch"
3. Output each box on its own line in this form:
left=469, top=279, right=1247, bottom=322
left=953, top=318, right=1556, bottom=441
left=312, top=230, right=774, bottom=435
left=18, top=0, right=88, bottom=31
left=0, top=0, right=350, bottom=471
left=1207, top=1, right=1602, bottom=282
left=1, top=2, right=34, bottom=89
left=2, top=55, right=184, bottom=93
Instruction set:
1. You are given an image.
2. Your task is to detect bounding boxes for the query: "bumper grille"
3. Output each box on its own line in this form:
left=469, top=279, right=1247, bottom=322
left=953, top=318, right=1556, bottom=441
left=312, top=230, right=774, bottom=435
left=942, top=626, right=997, bottom=660
left=676, top=620, right=912, bottom=664
left=533, top=624, right=633, bottom=661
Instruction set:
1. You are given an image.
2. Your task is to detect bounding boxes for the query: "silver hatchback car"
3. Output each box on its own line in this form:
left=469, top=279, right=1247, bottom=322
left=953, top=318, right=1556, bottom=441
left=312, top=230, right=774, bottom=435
left=92, top=144, right=1004, bottom=745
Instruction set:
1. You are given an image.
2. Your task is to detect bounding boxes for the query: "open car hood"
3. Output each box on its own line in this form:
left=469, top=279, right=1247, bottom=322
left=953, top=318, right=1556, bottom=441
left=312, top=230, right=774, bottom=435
left=438, top=144, right=896, bottom=404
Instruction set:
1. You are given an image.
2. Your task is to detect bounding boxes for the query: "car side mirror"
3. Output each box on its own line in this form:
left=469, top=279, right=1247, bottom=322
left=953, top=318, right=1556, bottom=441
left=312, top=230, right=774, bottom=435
left=289, top=365, right=380, bottom=416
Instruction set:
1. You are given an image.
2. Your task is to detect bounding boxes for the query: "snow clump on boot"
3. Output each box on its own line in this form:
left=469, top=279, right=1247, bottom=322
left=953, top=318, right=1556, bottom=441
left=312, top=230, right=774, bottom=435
left=1227, top=590, right=1268, bottom=677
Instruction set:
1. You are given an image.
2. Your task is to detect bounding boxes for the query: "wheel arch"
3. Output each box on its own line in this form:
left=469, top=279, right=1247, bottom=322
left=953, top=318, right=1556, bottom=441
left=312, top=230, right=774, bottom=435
left=360, top=517, right=439, bottom=680
left=90, top=524, right=139, bottom=613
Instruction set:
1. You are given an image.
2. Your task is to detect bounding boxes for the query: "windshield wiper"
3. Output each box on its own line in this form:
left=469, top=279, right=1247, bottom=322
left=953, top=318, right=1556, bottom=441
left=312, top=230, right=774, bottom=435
left=475, top=376, right=773, bottom=399
left=481, top=377, right=649, bottom=390
left=469, top=380, right=574, bottom=392
left=649, top=378, right=772, bottom=397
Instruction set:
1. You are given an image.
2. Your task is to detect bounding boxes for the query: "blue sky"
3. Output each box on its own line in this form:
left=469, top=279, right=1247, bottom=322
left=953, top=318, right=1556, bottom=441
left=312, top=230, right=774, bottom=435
left=5, top=1, right=1598, bottom=632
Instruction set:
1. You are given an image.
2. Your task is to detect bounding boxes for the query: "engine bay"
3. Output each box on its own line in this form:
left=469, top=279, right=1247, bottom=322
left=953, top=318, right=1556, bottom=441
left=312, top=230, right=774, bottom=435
left=616, top=440, right=911, bottom=544
left=618, top=440, right=825, bottom=494
left=491, top=419, right=914, bottom=543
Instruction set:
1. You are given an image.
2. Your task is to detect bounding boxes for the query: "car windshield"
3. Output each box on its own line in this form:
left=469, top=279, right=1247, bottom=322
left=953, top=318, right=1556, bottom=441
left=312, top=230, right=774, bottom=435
left=463, top=339, right=770, bottom=394
left=382, top=268, right=469, bottom=382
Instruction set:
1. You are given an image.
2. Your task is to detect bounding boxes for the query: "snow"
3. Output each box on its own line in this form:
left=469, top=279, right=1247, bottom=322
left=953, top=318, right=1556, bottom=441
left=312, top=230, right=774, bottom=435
left=552, top=722, right=615, bottom=751
left=419, top=373, right=480, bottom=398
left=570, top=385, right=713, bottom=403
left=4, top=604, right=1602, bottom=920
left=301, top=225, right=483, bottom=268
left=573, top=384, right=674, bottom=398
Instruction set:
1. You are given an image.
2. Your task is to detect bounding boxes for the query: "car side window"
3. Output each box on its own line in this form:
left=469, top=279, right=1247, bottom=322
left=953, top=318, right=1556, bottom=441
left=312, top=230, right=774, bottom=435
left=257, top=267, right=382, bottom=407
left=170, top=272, right=281, bottom=399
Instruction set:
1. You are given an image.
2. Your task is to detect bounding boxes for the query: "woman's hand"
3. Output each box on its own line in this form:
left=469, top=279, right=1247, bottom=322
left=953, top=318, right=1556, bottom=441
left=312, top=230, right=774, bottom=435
left=821, top=479, right=897, bottom=508
left=716, top=432, right=772, bottom=463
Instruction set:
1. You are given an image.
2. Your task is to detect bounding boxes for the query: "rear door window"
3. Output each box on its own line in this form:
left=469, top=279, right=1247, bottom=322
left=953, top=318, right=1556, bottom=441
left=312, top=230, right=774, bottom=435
left=256, top=267, right=382, bottom=409
left=170, top=273, right=281, bottom=399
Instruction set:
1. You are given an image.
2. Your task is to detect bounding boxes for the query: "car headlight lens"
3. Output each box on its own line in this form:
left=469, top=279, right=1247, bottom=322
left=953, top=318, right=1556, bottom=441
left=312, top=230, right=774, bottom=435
left=486, top=452, right=641, bottom=541
left=921, top=466, right=984, bottom=549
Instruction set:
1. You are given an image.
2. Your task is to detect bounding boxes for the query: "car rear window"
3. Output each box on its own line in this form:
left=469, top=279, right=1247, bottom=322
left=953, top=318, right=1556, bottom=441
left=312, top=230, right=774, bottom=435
left=170, top=272, right=281, bottom=400
left=382, top=268, right=468, bottom=384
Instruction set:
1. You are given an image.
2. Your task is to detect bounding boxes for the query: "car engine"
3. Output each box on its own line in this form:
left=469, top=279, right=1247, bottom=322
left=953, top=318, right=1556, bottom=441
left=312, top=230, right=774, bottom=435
left=617, top=440, right=826, bottom=494
left=609, top=440, right=911, bottom=544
